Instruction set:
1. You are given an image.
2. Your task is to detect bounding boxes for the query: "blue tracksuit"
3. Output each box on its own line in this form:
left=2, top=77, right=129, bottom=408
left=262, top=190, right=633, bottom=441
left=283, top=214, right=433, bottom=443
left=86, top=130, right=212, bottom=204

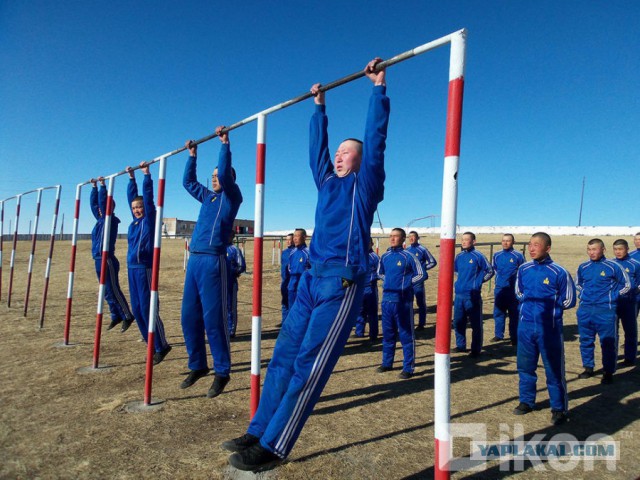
left=226, top=243, right=246, bottom=337
left=515, top=256, right=576, bottom=412
left=280, top=245, right=295, bottom=321
left=576, top=256, right=630, bottom=374
left=286, top=244, right=310, bottom=317
left=181, top=144, right=243, bottom=377
left=126, top=175, right=169, bottom=352
left=613, top=255, right=640, bottom=363
left=378, top=246, right=424, bottom=372
left=90, top=185, right=133, bottom=324
left=492, top=248, right=525, bottom=341
left=355, top=249, right=380, bottom=339
left=405, top=242, right=437, bottom=328
left=630, top=248, right=640, bottom=261
left=247, top=85, right=390, bottom=459
left=453, top=247, right=494, bottom=353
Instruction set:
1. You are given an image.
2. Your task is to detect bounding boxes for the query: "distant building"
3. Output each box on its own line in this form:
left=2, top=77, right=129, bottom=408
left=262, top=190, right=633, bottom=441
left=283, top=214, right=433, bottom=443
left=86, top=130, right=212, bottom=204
left=162, top=218, right=254, bottom=237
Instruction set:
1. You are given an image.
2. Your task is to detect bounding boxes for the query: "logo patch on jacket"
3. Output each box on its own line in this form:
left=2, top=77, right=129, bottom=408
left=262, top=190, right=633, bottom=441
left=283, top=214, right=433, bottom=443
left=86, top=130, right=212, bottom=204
left=543, top=277, right=550, bottom=285
left=397, top=261, right=402, bottom=267
left=625, top=267, right=630, bottom=272
left=469, top=259, right=474, bottom=263
left=510, top=258, right=514, bottom=263
left=299, top=258, right=303, bottom=262
left=600, top=271, right=605, bottom=277
left=211, top=196, right=218, bottom=203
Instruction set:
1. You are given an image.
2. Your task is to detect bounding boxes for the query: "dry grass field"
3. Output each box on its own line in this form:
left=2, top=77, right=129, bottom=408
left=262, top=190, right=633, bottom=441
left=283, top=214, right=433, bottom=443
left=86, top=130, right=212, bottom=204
left=1, top=233, right=639, bottom=479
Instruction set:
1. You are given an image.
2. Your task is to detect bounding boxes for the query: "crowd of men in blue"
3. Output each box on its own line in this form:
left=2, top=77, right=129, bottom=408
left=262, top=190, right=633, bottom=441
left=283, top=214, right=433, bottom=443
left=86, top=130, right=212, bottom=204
left=86, top=56, right=640, bottom=471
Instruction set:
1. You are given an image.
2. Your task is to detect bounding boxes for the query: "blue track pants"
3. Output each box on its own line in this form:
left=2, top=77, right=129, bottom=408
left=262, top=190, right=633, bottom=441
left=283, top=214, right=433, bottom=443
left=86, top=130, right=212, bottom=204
left=453, top=291, right=483, bottom=354
left=381, top=299, right=415, bottom=372
left=577, top=305, right=618, bottom=374
left=128, top=266, right=169, bottom=352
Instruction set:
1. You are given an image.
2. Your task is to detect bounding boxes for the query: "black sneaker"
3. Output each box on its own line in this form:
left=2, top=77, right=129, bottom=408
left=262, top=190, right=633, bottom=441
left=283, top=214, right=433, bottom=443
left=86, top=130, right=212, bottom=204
left=221, top=433, right=260, bottom=452
left=601, top=372, right=613, bottom=385
left=415, top=325, right=426, bottom=331
left=622, top=359, right=635, bottom=367
left=229, top=443, right=283, bottom=472
left=453, top=347, right=468, bottom=353
left=207, top=374, right=230, bottom=398
left=491, top=336, right=503, bottom=342
left=153, top=345, right=172, bottom=365
left=376, top=366, right=393, bottom=373
left=120, top=318, right=134, bottom=333
left=578, top=367, right=594, bottom=379
left=398, top=370, right=413, bottom=379
left=469, top=351, right=481, bottom=358
left=513, top=402, right=533, bottom=415
left=551, top=410, right=568, bottom=425
left=107, top=319, right=122, bottom=330
left=180, top=368, right=209, bottom=389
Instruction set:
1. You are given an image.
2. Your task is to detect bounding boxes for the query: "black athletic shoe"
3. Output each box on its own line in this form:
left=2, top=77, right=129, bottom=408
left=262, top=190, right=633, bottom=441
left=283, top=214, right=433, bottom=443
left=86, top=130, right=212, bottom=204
left=229, top=443, right=283, bottom=472
left=513, top=402, right=533, bottom=415
left=491, top=336, right=503, bottom=342
left=180, top=368, right=209, bottom=389
left=469, top=351, right=481, bottom=358
left=120, top=318, right=134, bottom=333
left=601, top=372, right=614, bottom=385
left=207, top=374, right=230, bottom=398
left=578, top=367, right=594, bottom=379
left=415, top=325, right=426, bottom=331
left=453, top=347, right=468, bottom=353
left=398, top=370, right=413, bottom=379
left=107, top=319, right=122, bottom=330
left=221, top=433, right=260, bottom=453
left=551, top=410, right=568, bottom=425
left=376, top=366, right=393, bottom=373
left=622, top=359, right=635, bottom=367
left=153, top=345, right=172, bottom=365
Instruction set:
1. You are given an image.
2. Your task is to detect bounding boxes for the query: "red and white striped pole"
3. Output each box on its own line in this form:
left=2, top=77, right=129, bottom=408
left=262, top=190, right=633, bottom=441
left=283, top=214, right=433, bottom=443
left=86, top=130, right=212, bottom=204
left=64, top=183, right=86, bottom=344
left=92, top=176, right=116, bottom=368
left=144, top=156, right=168, bottom=405
left=7, top=194, right=22, bottom=307
left=435, top=29, right=466, bottom=480
left=271, top=239, right=276, bottom=266
left=40, top=185, right=61, bottom=328
left=183, top=237, right=188, bottom=272
left=375, top=237, right=380, bottom=256
left=23, top=189, right=43, bottom=316
left=250, top=113, right=267, bottom=417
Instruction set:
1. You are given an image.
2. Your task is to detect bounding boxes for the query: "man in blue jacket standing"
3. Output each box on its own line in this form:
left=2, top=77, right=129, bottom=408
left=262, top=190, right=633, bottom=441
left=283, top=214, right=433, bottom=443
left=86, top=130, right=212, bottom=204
left=286, top=228, right=311, bottom=318
left=453, top=232, right=494, bottom=357
left=378, top=228, right=424, bottom=378
left=630, top=233, right=640, bottom=261
left=354, top=238, right=380, bottom=340
left=89, top=177, right=135, bottom=333
left=576, top=238, right=630, bottom=384
left=612, top=239, right=639, bottom=366
left=224, top=58, right=390, bottom=472
left=492, top=233, right=525, bottom=345
left=180, top=126, right=243, bottom=398
left=280, top=233, right=294, bottom=322
left=125, top=162, right=171, bottom=364
left=513, top=232, right=576, bottom=425
left=226, top=231, right=246, bottom=338
left=405, top=231, right=437, bottom=331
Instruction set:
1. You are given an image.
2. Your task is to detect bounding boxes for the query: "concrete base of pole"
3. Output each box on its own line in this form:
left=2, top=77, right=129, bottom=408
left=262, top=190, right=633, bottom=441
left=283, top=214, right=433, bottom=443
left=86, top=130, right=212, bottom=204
left=53, top=341, right=79, bottom=348
left=124, top=399, right=165, bottom=413
left=76, top=365, right=114, bottom=374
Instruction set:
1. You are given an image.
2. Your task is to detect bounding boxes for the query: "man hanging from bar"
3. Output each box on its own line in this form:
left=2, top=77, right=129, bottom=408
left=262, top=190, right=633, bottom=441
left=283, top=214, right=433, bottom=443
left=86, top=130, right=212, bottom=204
left=223, top=58, right=390, bottom=472
left=180, top=126, right=243, bottom=398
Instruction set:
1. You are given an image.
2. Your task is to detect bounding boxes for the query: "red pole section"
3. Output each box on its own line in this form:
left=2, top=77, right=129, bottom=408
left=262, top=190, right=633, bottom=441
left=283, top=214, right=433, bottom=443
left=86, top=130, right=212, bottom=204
left=23, top=189, right=43, bottom=316
left=435, top=29, right=466, bottom=480
left=144, top=156, right=167, bottom=405
left=64, top=183, right=85, bottom=344
left=40, top=185, right=61, bottom=328
left=92, top=177, right=116, bottom=368
left=250, top=114, right=267, bottom=417
left=7, top=195, right=22, bottom=307
left=0, top=201, right=4, bottom=301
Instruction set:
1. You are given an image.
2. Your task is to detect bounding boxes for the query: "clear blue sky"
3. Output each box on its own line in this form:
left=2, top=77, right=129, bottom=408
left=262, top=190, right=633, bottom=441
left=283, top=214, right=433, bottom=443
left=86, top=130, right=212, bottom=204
left=1, top=1, right=638, bottom=235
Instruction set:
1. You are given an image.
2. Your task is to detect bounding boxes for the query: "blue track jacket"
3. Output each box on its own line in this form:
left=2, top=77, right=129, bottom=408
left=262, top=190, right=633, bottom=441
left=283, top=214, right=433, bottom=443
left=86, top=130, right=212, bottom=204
left=287, top=244, right=311, bottom=291
left=378, top=246, right=424, bottom=302
left=515, top=256, right=576, bottom=325
left=366, top=250, right=380, bottom=287
left=493, top=248, right=525, bottom=289
left=405, top=243, right=437, bottom=281
left=90, top=185, right=120, bottom=260
left=454, top=247, right=494, bottom=295
left=630, top=249, right=640, bottom=261
left=126, top=174, right=155, bottom=268
left=576, top=257, right=630, bottom=309
left=183, top=144, right=243, bottom=255
left=309, top=85, right=390, bottom=280
left=227, top=244, right=246, bottom=278
left=281, top=245, right=295, bottom=281
left=613, top=255, right=640, bottom=299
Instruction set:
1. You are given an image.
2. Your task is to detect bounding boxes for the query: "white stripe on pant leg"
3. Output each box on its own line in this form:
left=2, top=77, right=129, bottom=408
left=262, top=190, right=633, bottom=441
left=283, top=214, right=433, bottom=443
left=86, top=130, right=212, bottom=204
left=107, top=258, right=130, bottom=318
left=275, top=283, right=357, bottom=455
left=219, top=254, right=230, bottom=349
left=147, top=267, right=167, bottom=349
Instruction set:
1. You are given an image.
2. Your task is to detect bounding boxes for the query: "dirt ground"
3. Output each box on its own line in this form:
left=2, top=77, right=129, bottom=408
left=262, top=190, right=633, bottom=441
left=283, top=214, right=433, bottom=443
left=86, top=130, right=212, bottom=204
left=1, top=234, right=639, bottom=479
